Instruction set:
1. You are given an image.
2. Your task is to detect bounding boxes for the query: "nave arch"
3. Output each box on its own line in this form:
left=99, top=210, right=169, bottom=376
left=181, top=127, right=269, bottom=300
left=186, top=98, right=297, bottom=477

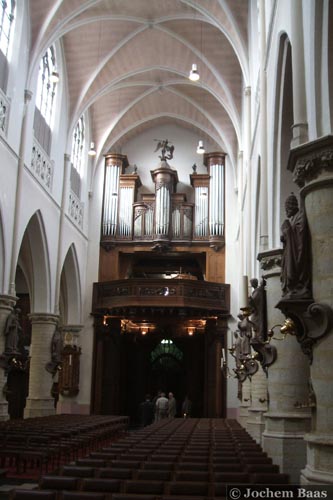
left=16, top=211, right=51, bottom=313
left=59, top=244, right=82, bottom=325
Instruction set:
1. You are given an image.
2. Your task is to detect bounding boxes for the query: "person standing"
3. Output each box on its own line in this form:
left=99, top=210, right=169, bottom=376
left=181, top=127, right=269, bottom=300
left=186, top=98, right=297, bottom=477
left=168, top=392, right=177, bottom=418
left=140, top=394, right=154, bottom=427
left=155, top=391, right=168, bottom=420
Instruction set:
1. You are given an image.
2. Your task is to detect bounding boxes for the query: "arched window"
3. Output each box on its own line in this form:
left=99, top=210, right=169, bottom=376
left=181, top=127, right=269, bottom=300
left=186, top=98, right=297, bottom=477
left=34, top=45, right=58, bottom=155
left=0, top=0, right=16, bottom=92
left=70, top=116, right=85, bottom=198
left=71, top=116, right=85, bottom=176
left=36, top=46, right=58, bottom=127
left=0, top=0, right=15, bottom=58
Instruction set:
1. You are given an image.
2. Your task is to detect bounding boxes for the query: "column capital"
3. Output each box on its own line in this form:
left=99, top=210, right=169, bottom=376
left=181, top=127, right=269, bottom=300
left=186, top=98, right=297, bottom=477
left=244, top=86, right=251, bottom=97
left=28, top=313, right=59, bottom=325
left=288, top=135, right=333, bottom=188
left=64, top=153, right=71, bottom=162
left=0, top=294, right=18, bottom=311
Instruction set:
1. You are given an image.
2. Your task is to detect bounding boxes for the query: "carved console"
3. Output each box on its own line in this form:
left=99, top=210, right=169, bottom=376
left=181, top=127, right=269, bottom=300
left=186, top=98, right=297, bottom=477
left=276, top=298, right=333, bottom=363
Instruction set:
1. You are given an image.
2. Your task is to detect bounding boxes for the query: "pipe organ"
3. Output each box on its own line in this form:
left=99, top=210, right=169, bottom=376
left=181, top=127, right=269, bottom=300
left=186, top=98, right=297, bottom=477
left=101, top=151, right=225, bottom=250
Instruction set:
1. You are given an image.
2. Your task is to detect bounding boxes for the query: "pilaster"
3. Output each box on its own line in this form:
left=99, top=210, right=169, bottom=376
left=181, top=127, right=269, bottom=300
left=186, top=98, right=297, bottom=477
left=246, top=366, right=267, bottom=444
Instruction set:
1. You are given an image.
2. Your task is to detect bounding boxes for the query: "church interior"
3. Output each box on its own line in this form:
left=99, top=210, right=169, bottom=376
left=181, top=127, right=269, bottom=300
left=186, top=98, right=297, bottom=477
left=0, top=0, right=333, bottom=494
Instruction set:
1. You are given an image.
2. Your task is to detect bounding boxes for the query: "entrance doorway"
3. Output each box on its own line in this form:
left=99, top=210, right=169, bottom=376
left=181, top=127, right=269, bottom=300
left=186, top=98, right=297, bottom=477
left=92, top=326, right=207, bottom=424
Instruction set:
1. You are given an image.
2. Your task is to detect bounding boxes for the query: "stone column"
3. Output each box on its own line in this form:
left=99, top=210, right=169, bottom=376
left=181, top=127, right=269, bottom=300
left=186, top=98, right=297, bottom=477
left=247, top=366, right=268, bottom=444
left=290, top=0, right=308, bottom=147
left=57, top=324, right=83, bottom=414
left=287, top=135, right=333, bottom=484
left=259, top=0, right=268, bottom=251
left=238, top=378, right=251, bottom=428
left=259, top=250, right=311, bottom=483
left=25, top=313, right=59, bottom=418
left=0, top=295, right=17, bottom=420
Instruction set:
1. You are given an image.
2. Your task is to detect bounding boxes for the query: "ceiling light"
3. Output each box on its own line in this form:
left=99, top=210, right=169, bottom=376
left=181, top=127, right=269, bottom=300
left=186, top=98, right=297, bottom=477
left=196, top=140, right=205, bottom=154
left=189, top=63, right=200, bottom=81
left=50, top=71, right=59, bottom=83
left=88, top=142, right=96, bottom=156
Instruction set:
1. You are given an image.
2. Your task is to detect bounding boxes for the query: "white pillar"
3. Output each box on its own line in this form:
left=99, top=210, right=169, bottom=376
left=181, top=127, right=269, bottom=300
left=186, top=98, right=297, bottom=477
left=54, top=154, right=71, bottom=315
left=259, top=0, right=268, bottom=251
left=25, top=313, right=59, bottom=417
left=9, top=90, right=33, bottom=296
left=290, top=0, right=308, bottom=147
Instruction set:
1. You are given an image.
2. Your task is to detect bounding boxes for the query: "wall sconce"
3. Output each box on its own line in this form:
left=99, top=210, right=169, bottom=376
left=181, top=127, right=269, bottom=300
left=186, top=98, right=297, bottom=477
left=88, top=142, right=96, bottom=156
left=189, top=63, right=200, bottom=81
left=268, top=318, right=297, bottom=340
left=141, top=326, right=149, bottom=335
left=187, top=326, right=195, bottom=336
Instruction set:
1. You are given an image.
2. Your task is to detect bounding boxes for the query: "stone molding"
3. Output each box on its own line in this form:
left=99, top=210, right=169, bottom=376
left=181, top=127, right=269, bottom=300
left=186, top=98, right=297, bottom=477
left=0, top=294, right=18, bottom=310
left=287, top=135, right=333, bottom=188
left=28, top=313, right=59, bottom=325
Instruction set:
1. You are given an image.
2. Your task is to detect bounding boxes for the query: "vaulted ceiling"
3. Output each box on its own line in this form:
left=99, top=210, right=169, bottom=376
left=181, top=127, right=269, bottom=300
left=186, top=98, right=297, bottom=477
left=28, top=0, right=249, bottom=169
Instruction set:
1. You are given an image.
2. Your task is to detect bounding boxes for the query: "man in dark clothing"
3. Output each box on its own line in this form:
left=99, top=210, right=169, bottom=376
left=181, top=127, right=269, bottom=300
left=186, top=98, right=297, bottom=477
left=140, top=394, right=154, bottom=427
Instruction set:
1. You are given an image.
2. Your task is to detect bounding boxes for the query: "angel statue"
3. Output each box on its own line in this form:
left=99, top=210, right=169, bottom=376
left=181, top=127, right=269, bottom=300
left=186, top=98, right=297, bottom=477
left=154, top=139, right=174, bottom=161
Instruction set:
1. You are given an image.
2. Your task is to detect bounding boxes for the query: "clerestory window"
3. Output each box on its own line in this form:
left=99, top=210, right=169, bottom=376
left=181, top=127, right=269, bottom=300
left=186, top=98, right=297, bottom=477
left=0, top=0, right=15, bottom=58
left=70, top=116, right=85, bottom=198
left=34, top=45, right=58, bottom=154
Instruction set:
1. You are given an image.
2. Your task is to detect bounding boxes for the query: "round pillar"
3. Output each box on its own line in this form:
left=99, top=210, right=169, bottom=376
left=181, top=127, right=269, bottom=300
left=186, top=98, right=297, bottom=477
left=25, top=313, right=59, bottom=418
left=259, top=249, right=311, bottom=483
left=246, top=365, right=268, bottom=444
left=288, top=136, right=333, bottom=484
left=0, top=295, right=17, bottom=420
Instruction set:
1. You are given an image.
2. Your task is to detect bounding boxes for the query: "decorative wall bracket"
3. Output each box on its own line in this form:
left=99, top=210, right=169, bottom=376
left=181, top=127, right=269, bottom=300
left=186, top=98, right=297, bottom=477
left=232, top=355, right=259, bottom=383
left=250, top=338, right=277, bottom=374
left=276, top=298, right=333, bottom=363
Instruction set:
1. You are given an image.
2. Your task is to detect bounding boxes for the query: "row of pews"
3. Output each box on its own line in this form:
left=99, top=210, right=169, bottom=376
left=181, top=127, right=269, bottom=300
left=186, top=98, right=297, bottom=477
left=10, top=418, right=289, bottom=499
left=0, top=414, right=128, bottom=475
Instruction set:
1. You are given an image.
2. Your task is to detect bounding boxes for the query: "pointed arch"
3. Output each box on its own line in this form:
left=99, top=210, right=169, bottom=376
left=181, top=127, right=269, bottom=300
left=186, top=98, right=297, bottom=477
left=59, top=244, right=82, bottom=325
left=16, top=211, right=51, bottom=312
left=271, top=33, right=295, bottom=247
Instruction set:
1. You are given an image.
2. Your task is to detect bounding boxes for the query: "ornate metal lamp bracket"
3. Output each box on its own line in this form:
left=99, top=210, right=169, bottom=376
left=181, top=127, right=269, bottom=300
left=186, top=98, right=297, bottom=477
left=250, top=337, right=277, bottom=375
left=276, top=299, right=333, bottom=363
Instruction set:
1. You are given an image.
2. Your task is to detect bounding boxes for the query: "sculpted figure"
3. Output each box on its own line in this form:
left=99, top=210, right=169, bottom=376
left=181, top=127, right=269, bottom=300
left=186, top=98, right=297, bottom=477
left=4, top=308, right=22, bottom=353
left=249, top=277, right=267, bottom=341
left=280, top=193, right=312, bottom=299
left=154, top=139, right=174, bottom=161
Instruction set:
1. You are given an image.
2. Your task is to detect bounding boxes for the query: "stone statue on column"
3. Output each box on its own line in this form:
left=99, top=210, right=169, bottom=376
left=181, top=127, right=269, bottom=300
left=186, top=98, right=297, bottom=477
left=249, top=278, right=267, bottom=342
left=4, top=308, right=22, bottom=354
left=280, top=193, right=312, bottom=299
